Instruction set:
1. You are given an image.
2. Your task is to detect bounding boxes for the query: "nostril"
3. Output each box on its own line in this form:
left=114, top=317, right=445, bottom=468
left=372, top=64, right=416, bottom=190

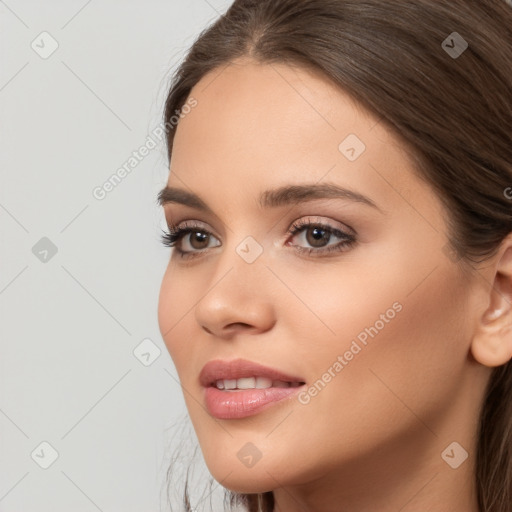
left=227, top=322, right=252, bottom=329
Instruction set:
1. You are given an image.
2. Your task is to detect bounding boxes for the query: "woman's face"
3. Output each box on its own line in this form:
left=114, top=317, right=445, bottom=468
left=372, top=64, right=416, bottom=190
left=157, top=59, right=488, bottom=497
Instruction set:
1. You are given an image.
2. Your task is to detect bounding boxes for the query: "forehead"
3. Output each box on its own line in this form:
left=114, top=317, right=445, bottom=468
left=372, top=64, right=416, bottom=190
left=172, top=58, right=379, bottom=166
left=167, top=58, right=435, bottom=218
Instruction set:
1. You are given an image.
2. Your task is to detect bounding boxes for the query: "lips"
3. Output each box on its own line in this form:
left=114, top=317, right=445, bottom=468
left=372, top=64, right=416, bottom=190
left=200, top=359, right=307, bottom=419
left=199, top=358, right=306, bottom=388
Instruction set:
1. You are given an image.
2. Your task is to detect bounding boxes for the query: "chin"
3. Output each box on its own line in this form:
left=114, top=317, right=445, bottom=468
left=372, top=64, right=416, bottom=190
left=205, top=461, right=278, bottom=494
left=214, top=476, right=273, bottom=495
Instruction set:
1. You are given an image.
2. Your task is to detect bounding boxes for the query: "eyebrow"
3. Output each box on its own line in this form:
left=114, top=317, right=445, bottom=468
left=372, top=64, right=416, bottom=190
left=157, top=182, right=382, bottom=213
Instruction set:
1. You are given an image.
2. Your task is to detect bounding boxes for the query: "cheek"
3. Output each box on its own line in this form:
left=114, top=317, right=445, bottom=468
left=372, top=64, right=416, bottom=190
left=157, top=270, right=173, bottom=346
left=364, top=266, right=471, bottom=411
left=157, top=267, right=192, bottom=363
left=279, top=248, right=470, bottom=419
left=295, top=262, right=470, bottom=442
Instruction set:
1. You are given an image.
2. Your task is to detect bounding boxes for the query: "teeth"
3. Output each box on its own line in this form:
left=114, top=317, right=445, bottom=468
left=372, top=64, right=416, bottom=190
left=214, top=377, right=300, bottom=390
left=224, top=379, right=237, bottom=390
left=237, top=377, right=256, bottom=389
left=256, top=377, right=273, bottom=389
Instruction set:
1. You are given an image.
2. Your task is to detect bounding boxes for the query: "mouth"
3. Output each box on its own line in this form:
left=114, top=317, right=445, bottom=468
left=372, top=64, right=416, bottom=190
left=200, top=358, right=306, bottom=419
left=200, top=358, right=306, bottom=388
left=212, top=377, right=304, bottom=390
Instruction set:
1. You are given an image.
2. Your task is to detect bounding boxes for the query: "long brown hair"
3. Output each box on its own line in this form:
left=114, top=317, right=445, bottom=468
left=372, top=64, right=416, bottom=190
left=161, top=1, right=512, bottom=510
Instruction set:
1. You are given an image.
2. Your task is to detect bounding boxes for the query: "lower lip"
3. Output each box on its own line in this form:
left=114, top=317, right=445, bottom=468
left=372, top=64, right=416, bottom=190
left=204, top=385, right=304, bottom=419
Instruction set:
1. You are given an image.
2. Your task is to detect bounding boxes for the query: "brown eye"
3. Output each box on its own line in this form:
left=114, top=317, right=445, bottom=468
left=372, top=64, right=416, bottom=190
left=188, top=231, right=210, bottom=250
left=161, top=224, right=221, bottom=256
left=305, top=226, right=331, bottom=248
left=287, top=218, right=356, bottom=256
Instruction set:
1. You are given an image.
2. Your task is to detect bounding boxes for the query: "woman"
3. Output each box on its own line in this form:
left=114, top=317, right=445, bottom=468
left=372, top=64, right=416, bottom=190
left=157, top=1, right=512, bottom=510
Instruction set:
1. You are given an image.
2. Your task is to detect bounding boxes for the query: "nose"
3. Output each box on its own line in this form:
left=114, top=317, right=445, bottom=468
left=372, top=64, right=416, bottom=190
left=194, top=257, right=277, bottom=340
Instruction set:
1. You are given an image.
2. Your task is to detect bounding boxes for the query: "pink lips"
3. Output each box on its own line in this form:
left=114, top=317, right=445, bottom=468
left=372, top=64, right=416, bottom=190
left=200, top=358, right=306, bottom=419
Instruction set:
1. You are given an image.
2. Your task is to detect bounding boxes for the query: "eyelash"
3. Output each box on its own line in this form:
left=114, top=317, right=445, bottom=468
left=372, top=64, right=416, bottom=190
left=160, top=218, right=356, bottom=259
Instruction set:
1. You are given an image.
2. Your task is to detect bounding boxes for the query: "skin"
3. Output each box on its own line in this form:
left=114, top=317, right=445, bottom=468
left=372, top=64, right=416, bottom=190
left=157, top=58, right=512, bottom=512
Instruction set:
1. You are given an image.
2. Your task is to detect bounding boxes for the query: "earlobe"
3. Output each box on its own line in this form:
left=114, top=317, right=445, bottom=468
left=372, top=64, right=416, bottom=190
left=471, top=240, right=512, bottom=368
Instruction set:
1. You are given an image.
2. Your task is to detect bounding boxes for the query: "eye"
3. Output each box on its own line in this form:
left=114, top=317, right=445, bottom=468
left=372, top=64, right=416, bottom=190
left=160, top=221, right=220, bottom=258
left=285, top=217, right=356, bottom=256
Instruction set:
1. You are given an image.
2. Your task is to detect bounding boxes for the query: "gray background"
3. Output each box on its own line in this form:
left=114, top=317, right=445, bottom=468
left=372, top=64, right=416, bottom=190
left=0, top=1, right=233, bottom=510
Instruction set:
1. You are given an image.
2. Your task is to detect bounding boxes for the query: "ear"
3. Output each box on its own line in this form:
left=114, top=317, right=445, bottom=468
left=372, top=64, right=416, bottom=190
left=471, top=234, right=512, bottom=367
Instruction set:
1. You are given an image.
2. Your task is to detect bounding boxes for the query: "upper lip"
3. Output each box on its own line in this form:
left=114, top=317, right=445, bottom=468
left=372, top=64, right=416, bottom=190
left=199, top=358, right=306, bottom=387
